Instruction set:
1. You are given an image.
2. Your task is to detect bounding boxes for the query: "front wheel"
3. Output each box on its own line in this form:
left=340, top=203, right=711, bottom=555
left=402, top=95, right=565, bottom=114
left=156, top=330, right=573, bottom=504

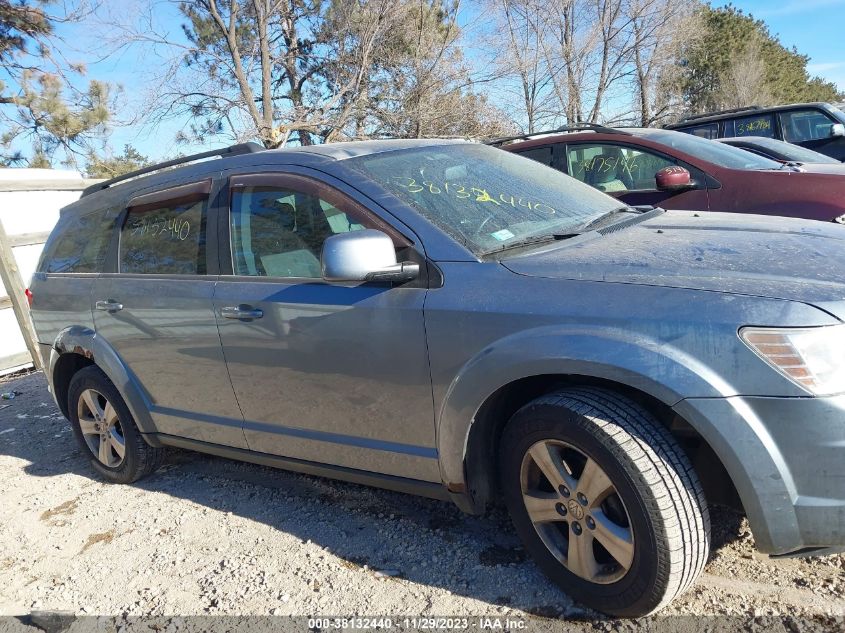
left=499, top=387, right=710, bottom=617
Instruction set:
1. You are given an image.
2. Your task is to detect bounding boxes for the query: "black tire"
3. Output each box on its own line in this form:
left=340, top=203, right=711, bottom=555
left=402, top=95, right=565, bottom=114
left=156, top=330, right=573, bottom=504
left=499, top=387, right=710, bottom=617
left=68, top=365, right=164, bottom=484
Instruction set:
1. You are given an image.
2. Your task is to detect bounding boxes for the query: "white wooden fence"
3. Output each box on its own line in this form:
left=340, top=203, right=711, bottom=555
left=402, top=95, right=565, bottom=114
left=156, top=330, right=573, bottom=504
left=0, top=170, right=102, bottom=375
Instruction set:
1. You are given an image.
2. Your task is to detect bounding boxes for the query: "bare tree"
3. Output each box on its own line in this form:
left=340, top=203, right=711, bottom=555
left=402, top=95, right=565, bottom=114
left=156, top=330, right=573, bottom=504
left=716, top=38, right=772, bottom=109
left=102, top=0, right=408, bottom=147
left=482, top=0, right=555, bottom=133
left=103, top=0, right=507, bottom=145
left=627, top=0, right=701, bottom=125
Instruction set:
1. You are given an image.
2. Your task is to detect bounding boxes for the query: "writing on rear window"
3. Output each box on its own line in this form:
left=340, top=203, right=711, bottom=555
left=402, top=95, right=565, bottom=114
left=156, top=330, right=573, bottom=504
left=128, top=215, right=191, bottom=241
left=120, top=199, right=207, bottom=275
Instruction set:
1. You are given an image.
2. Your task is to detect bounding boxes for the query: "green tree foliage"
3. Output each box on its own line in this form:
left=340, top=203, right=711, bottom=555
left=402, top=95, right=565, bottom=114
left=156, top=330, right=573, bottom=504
left=680, top=5, right=843, bottom=114
left=0, top=0, right=112, bottom=167
left=86, top=144, right=150, bottom=178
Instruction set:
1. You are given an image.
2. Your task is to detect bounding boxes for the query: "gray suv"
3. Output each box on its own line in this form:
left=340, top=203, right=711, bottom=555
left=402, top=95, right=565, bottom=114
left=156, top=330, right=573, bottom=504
left=28, top=139, right=845, bottom=617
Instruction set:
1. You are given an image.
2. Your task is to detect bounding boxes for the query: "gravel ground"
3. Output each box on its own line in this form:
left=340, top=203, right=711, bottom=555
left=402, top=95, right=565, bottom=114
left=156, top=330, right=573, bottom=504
left=1, top=371, right=844, bottom=630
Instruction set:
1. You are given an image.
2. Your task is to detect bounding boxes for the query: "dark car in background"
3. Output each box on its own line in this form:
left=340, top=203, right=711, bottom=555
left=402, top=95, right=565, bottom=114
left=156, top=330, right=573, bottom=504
left=718, top=136, right=845, bottom=174
left=497, top=125, right=845, bottom=222
left=665, top=103, right=845, bottom=162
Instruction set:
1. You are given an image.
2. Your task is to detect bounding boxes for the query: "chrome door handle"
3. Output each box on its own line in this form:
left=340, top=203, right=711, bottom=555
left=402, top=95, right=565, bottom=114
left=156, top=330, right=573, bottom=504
left=95, top=300, right=123, bottom=312
left=220, top=305, right=264, bottom=320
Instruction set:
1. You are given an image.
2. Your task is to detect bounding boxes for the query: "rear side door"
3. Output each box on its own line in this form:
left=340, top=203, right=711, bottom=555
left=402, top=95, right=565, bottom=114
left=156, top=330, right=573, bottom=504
left=93, top=178, right=247, bottom=448
left=212, top=168, right=439, bottom=482
left=562, top=142, right=711, bottom=210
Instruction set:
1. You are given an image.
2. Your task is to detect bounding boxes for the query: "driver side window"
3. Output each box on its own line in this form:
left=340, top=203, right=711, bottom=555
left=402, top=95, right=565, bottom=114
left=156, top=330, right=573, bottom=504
left=229, top=179, right=399, bottom=278
left=566, top=144, right=675, bottom=192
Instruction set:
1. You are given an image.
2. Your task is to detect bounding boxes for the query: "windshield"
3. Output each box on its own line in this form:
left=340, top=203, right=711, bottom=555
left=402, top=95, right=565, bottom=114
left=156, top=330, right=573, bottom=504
left=733, top=137, right=840, bottom=164
left=346, top=143, right=622, bottom=255
left=635, top=129, right=783, bottom=170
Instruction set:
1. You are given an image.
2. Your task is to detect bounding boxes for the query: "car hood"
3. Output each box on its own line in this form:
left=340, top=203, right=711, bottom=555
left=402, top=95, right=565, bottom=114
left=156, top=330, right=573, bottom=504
left=791, top=163, right=845, bottom=175
left=501, top=210, right=845, bottom=308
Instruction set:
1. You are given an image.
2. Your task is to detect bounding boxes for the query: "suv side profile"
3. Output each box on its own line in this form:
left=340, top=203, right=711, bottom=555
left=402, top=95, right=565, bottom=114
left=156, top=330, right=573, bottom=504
left=665, top=103, right=845, bottom=161
left=29, top=140, right=845, bottom=617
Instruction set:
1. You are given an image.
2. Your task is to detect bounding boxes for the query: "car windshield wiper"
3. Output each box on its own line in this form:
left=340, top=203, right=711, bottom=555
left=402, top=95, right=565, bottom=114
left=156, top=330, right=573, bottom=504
left=577, top=205, right=648, bottom=232
left=488, top=232, right=582, bottom=255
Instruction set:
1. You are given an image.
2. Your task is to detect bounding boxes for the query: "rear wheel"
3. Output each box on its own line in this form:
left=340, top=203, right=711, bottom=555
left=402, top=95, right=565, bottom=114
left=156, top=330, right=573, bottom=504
left=499, top=387, right=710, bottom=617
left=68, top=366, right=164, bottom=483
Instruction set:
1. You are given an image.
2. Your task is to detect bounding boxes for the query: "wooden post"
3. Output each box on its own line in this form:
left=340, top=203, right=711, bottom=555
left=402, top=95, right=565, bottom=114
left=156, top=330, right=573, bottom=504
left=0, top=218, right=42, bottom=369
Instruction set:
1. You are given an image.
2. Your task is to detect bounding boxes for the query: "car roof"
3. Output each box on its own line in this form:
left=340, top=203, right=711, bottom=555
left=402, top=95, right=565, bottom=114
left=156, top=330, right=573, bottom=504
left=498, top=126, right=679, bottom=149
left=665, top=102, right=835, bottom=128
left=289, top=137, right=467, bottom=159
left=63, top=138, right=471, bottom=215
left=718, top=136, right=783, bottom=145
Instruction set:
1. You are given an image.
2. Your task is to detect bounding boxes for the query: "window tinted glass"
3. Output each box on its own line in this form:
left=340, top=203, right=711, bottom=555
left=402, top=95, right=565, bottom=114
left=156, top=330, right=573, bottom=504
left=732, top=113, right=775, bottom=138
left=120, top=197, right=207, bottom=275
left=566, top=144, right=674, bottom=192
left=727, top=136, right=840, bottom=164
left=683, top=123, right=719, bottom=139
left=230, top=185, right=374, bottom=278
left=41, top=209, right=113, bottom=273
left=346, top=143, right=620, bottom=256
left=514, top=145, right=553, bottom=166
left=634, top=129, right=781, bottom=170
left=780, top=109, right=836, bottom=142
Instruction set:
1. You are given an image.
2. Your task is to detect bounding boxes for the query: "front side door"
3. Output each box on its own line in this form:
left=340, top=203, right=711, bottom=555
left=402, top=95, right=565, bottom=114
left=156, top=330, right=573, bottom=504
left=93, top=179, right=247, bottom=448
left=563, top=142, right=711, bottom=210
left=778, top=108, right=845, bottom=161
left=213, top=170, right=439, bottom=482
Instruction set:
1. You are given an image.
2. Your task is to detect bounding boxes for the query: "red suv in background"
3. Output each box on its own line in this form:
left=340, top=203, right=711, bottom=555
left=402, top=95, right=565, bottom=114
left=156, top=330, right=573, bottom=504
left=496, top=125, right=845, bottom=223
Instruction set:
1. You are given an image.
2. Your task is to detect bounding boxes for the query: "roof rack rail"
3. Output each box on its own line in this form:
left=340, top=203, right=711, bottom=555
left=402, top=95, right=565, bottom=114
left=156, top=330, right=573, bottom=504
left=675, top=105, right=761, bottom=124
left=81, top=142, right=266, bottom=198
left=487, top=123, right=632, bottom=146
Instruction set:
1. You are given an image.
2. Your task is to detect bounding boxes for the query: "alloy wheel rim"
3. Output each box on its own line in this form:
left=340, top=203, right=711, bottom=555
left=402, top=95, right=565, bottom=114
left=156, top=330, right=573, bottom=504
left=77, top=388, right=126, bottom=468
left=520, top=439, right=635, bottom=584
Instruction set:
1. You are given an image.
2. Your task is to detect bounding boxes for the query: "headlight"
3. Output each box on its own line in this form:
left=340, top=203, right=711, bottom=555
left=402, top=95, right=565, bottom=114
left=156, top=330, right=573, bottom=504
left=740, top=325, right=845, bottom=396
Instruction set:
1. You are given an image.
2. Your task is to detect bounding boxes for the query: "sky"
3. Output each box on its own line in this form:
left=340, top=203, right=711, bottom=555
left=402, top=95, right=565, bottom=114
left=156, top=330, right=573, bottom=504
left=36, top=0, right=845, bottom=165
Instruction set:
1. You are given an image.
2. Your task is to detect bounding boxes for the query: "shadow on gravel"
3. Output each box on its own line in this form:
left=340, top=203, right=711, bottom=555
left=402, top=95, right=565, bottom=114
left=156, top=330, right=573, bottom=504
left=0, top=371, right=748, bottom=619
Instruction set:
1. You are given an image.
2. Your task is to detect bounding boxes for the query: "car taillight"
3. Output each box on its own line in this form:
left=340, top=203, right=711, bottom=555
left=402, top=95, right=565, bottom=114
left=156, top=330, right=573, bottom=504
left=25, top=288, right=33, bottom=308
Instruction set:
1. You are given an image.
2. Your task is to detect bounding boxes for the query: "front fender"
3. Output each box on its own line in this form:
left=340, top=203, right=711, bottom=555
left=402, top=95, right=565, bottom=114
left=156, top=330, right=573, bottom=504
left=51, top=327, right=158, bottom=436
left=436, top=324, right=740, bottom=490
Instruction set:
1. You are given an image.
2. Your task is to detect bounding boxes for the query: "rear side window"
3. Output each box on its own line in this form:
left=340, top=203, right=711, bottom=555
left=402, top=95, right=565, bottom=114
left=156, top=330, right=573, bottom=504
left=40, top=209, right=113, bottom=274
left=681, top=123, right=719, bottom=139
left=119, top=188, right=209, bottom=275
left=729, top=113, right=775, bottom=138
left=513, top=145, right=553, bottom=166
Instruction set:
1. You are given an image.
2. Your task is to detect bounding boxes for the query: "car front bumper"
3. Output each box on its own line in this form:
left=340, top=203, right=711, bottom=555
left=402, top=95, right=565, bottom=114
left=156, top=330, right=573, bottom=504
left=674, top=394, right=845, bottom=557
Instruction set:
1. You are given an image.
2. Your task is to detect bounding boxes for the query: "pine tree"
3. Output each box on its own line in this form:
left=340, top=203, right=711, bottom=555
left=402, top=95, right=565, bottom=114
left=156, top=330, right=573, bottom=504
left=0, top=0, right=111, bottom=168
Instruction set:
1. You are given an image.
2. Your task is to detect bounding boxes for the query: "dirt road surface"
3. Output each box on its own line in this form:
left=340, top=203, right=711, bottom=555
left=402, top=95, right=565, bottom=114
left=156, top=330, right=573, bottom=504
left=1, top=371, right=843, bottom=630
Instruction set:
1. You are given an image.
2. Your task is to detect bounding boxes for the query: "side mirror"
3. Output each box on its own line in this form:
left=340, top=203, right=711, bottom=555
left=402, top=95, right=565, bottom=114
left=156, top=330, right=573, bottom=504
left=831, top=123, right=845, bottom=138
left=321, top=229, right=419, bottom=283
left=655, top=166, right=693, bottom=192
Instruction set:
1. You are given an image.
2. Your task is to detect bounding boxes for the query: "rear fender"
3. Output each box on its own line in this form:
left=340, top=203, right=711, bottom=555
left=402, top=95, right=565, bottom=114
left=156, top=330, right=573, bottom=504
left=51, top=326, right=158, bottom=436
